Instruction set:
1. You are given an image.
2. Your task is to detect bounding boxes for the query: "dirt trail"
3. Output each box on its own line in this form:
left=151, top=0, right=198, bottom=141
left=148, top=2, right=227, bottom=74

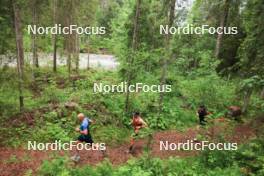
left=0, top=119, right=256, bottom=176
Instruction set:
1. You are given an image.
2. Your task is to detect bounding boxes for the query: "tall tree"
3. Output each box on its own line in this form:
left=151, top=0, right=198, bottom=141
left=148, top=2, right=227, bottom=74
left=214, top=0, right=230, bottom=58
left=13, top=0, right=24, bottom=111
left=73, top=0, right=80, bottom=72
left=62, top=0, right=80, bottom=76
left=158, top=0, right=176, bottom=114
left=31, top=0, right=39, bottom=68
left=74, top=31, right=80, bottom=72
left=53, top=0, right=57, bottom=72
left=238, top=0, right=264, bottom=112
left=124, top=0, right=141, bottom=112
left=63, top=0, right=74, bottom=76
left=216, top=0, right=245, bottom=75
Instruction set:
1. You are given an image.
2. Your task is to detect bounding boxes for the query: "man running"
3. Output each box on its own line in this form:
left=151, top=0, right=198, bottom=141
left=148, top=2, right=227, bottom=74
left=197, top=105, right=208, bottom=125
left=71, top=113, right=94, bottom=162
left=128, top=112, right=148, bottom=153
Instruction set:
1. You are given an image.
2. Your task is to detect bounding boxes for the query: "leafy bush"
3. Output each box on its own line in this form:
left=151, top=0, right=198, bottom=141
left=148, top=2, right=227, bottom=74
left=41, top=82, right=67, bottom=104
left=179, top=74, right=236, bottom=112
left=39, top=157, right=71, bottom=176
left=31, top=122, right=71, bottom=143
left=236, top=139, right=264, bottom=175
left=146, top=115, right=168, bottom=130
left=38, top=155, right=243, bottom=176
left=93, top=125, right=129, bottom=146
left=200, top=148, right=236, bottom=169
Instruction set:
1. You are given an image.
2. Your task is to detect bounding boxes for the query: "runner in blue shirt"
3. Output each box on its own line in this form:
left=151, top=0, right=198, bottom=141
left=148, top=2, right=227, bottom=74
left=76, top=113, right=93, bottom=143
left=71, top=113, right=94, bottom=162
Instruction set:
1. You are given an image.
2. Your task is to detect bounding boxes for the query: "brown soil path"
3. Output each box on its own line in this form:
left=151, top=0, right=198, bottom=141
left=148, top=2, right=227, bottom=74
left=0, top=119, right=256, bottom=176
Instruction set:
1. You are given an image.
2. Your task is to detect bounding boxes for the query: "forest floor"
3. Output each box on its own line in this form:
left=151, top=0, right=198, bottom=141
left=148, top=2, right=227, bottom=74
left=0, top=117, right=258, bottom=176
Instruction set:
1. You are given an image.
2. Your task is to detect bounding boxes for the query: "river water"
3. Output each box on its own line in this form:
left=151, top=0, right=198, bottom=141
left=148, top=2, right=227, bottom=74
left=0, top=53, right=119, bottom=70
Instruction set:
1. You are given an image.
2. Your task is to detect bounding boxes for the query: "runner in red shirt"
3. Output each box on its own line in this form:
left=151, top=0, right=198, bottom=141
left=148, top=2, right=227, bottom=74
left=129, top=112, right=147, bottom=153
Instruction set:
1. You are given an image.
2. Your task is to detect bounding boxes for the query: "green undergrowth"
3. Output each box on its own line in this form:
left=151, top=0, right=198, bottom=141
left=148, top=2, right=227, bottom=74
left=0, top=67, right=262, bottom=147
left=34, top=135, right=264, bottom=176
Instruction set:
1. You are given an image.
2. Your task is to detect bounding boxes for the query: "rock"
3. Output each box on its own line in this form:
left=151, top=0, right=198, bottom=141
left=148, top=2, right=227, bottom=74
left=64, top=102, right=78, bottom=110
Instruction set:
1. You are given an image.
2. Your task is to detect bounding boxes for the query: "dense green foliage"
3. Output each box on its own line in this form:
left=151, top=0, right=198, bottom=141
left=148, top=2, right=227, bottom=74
left=0, top=0, right=264, bottom=175
left=37, top=137, right=264, bottom=176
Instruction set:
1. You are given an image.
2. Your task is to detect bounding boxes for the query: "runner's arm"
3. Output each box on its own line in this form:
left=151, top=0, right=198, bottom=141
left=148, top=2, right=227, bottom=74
left=78, top=123, right=88, bottom=135
left=75, top=127, right=88, bottom=135
left=75, top=126, right=80, bottom=132
left=140, top=119, right=148, bottom=127
left=80, top=129, right=88, bottom=135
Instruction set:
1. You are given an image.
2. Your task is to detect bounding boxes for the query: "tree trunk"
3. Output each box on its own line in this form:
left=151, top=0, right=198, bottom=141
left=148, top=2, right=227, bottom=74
left=75, top=33, right=79, bottom=72
left=124, top=0, right=141, bottom=113
left=261, top=88, right=264, bottom=99
left=53, top=0, right=57, bottom=72
left=32, top=0, right=39, bottom=68
left=13, top=1, right=24, bottom=112
left=242, top=89, right=252, bottom=113
left=65, top=15, right=72, bottom=77
left=87, top=50, right=90, bottom=70
left=158, top=0, right=176, bottom=114
left=67, top=53, right=71, bottom=77
left=86, top=37, right=90, bottom=69
left=214, top=0, right=230, bottom=58
left=53, top=35, right=57, bottom=72
left=64, top=0, right=76, bottom=77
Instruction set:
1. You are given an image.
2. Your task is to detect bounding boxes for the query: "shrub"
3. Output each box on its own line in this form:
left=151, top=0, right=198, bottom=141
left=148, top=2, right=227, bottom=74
left=41, top=82, right=67, bottom=104
left=38, top=157, right=71, bottom=176
left=93, top=125, right=130, bottom=146
left=236, top=139, right=264, bottom=175
left=179, top=74, right=236, bottom=112
left=31, top=122, right=71, bottom=142
left=199, top=148, right=236, bottom=169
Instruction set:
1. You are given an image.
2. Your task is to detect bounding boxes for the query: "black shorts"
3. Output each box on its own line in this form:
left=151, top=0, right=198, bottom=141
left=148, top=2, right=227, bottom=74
left=77, top=134, right=93, bottom=144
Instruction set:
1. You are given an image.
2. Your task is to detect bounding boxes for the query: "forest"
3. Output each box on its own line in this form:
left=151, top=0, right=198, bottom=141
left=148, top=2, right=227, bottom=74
left=0, top=0, right=264, bottom=175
